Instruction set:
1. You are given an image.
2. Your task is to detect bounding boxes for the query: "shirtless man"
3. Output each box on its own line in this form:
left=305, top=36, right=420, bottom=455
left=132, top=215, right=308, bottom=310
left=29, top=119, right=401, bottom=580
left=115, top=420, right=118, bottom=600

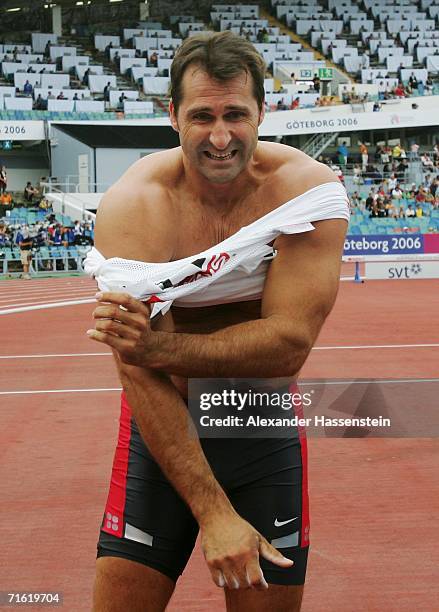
left=87, top=32, right=349, bottom=611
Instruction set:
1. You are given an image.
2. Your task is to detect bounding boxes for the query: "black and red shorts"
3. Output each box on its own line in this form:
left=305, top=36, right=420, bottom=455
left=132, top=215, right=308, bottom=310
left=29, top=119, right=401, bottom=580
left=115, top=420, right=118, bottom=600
left=97, top=392, right=310, bottom=585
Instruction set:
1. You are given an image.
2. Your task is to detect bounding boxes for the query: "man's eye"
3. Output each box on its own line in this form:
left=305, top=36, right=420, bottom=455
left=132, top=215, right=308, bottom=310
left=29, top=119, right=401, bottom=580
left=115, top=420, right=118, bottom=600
left=227, top=112, right=245, bottom=119
left=193, top=113, right=211, bottom=121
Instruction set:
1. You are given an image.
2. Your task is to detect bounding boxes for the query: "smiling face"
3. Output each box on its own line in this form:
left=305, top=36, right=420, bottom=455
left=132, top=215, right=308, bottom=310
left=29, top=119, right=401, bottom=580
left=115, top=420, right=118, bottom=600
left=169, top=66, right=264, bottom=185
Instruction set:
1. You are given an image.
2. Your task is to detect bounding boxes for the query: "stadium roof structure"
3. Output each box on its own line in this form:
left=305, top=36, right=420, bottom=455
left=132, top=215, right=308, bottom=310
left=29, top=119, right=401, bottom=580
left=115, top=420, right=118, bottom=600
left=54, top=123, right=179, bottom=148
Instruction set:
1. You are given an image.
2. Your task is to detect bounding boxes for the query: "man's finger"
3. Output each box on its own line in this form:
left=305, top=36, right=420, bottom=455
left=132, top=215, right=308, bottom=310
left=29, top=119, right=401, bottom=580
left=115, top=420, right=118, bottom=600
left=93, top=305, right=147, bottom=330
left=259, top=539, right=294, bottom=568
left=245, top=561, right=269, bottom=590
left=211, top=569, right=225, bottom=588
left=223, top=571, right=240, bottom=590
left=95, top=319, right=139, bottom=340
left=86, top=328, right=128, bottom=351
left=95, top=292, right=147, bottom=314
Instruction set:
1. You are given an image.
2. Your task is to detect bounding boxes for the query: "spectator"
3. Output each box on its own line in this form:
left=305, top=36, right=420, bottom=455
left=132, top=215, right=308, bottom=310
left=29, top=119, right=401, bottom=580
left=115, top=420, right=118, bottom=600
left=359, top=141, right=368, bottom=171
left=353, top=163, right=362, bottom=185
left=83, top=223, right=94, bottom=244
left=312, top=75, right=320, bottom=93
left=34, top=94, right=44, bottom=110
left=409, top=74, right=418, bottom=89
left=365, top=192, right=375, bottom=211
left=392, top=143, right=402, bottom=159
left=392, top=184, right=404, bottom=199
left=350, top=191, right=361, bottom=209
left=23, top=80, right=33, bottom=96
left=103, top=82, right=112, bottom=103
left=393, top=82, right=406, bottom=98
left=56, top=91, right=65, bottom=100
left=405, top=205, right=416, bottom=218
left=380, top=146, right=390, bottom=165
left=388, top=173, right=398, bottom=191
left=0, top=166, right=7, bottom=194
left=0, top=191, right=12, bottom=206
left=149, top=51, right=158, bottom=67
left=62, top=226, right=75, bottom=247
left=372, top=102, right=381, bottom=112
left=24, top=181, right=37, bottom=202
left=290, top=97, right=300, bottom=110
left=337, top=141, right=349, bottom=166
left=421, top=153, right=434, bottom=170
left=361, top=51, right=370, bottom=69
left=410, top=142, right=420, bottom=159
left=50, top=224, right=63, bottom=246
left=118, top=92, right=127, bottom=110
left=15, top=225, right=33, bottom=280
left=82, top=68, right=91, bottom=87
left=105, top=41, right=113, bottom=59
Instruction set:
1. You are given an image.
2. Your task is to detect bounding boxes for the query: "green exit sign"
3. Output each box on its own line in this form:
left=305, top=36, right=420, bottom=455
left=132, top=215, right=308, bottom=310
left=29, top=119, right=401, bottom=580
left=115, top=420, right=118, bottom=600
left=319, top=68, right=333, bottom=80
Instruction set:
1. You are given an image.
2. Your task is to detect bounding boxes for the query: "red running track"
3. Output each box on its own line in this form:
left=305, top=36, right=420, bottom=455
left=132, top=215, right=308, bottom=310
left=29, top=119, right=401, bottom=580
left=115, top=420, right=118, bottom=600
left=1, top=276, right=438, bottom=611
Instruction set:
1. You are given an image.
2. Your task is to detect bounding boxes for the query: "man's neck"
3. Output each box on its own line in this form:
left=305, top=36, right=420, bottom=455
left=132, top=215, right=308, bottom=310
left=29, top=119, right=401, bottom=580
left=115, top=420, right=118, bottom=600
left=181, top=157, right=261, bottom=212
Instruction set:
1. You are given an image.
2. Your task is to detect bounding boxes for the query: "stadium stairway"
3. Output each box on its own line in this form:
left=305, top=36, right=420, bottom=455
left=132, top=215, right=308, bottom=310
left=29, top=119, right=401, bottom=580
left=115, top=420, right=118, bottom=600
left=260, top=6, right=354, bottom=86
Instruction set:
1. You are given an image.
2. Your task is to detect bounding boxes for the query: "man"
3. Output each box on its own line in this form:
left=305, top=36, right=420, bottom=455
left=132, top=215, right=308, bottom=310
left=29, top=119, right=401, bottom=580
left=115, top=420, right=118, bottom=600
left=16, top=225, right=33, bottom=279
left=359, top=141, right=368, bottom=172
left=86, top=32, right=349, bottom=611
left=24, top=181, right=37, bottom=202
left=337, top=141, right=349, bottom=166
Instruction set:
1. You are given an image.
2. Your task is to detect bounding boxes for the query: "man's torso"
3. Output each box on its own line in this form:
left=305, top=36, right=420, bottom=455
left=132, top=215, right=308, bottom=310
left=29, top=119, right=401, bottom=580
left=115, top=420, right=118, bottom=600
left=106, top=143, right=328, bottom=332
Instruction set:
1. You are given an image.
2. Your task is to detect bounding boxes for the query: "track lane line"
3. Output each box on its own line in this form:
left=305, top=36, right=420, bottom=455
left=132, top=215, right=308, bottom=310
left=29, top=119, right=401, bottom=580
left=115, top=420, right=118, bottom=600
left=0, top=344, right=438, bottom=360
left=2, top=379, right=439, bottom=395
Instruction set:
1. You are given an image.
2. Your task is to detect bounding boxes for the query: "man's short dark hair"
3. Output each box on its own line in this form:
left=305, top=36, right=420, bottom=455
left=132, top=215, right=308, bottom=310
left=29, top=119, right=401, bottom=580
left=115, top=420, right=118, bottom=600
left=170, top=31, right=266, bottom=114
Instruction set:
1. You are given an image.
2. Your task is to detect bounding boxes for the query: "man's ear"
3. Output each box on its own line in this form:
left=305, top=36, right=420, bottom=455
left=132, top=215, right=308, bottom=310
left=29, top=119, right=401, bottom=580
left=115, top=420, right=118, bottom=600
left=258, top=100, right=265, bottom=126
left=169, top=99, right=179, bottom=132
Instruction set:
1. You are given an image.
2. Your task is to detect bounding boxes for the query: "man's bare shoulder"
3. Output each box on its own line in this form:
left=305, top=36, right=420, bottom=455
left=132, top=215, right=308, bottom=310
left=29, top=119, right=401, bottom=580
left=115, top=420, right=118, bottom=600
left=103, top=147, right=182, bottom=208
left=95, top=148, right=182, bottom=261
left=257, top=142, right=340, bottom=202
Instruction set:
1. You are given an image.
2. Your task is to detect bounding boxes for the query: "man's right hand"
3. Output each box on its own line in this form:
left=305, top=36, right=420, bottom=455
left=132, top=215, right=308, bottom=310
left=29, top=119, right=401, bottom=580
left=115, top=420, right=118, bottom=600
left=200, top=509, right=293, bottom=590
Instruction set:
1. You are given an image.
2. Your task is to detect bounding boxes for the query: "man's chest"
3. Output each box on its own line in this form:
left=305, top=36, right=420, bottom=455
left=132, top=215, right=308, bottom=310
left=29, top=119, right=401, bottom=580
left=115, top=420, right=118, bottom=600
left=170, top=191, right=282, bottom=260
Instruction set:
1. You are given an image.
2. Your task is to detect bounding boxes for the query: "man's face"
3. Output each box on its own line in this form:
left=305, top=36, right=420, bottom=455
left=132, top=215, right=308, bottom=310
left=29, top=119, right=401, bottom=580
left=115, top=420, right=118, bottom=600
left=169, top=66, right=264, bottom=184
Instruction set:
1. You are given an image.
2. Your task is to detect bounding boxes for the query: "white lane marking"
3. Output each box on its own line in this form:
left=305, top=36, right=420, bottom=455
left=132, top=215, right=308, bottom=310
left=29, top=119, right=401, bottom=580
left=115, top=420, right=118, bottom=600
left=313, top=343, right=439, bottom=350
left=299, top=378, right=439, bottom=385
left=0, top=291, right=94, bottom=306
left=2, top=380, right=439, bottom=396
left=0, top=388, right=122, bottom=395
left=0, top=352, right=111, bottom=359
left=2, top=291, right=96, bottom=310
left=0, top=298, right=96, bottom=314
left=0, top=281, right=95, bottom=292
left=0, top=344, right=438, bottom=360
left=0, top=286, right=95, bottom=300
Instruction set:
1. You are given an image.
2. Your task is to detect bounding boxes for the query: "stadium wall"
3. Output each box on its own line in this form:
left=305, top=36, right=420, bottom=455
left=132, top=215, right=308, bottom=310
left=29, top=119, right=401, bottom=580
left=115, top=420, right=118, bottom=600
left=95, top=148, right=162, bottom=189
left=50, top=126, right=95, bottom=191
left=0, top=151, right=49, bottom=191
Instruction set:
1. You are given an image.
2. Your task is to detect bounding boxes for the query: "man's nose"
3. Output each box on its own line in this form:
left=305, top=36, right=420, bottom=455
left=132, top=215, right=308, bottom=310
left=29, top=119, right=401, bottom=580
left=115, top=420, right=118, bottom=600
left=208, top=121, right=232, bottom=150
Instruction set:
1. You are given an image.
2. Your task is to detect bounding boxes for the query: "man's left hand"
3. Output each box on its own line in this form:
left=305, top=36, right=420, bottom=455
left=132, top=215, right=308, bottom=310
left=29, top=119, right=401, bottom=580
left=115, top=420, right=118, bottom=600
left=87, top=292, right=155, bottom=366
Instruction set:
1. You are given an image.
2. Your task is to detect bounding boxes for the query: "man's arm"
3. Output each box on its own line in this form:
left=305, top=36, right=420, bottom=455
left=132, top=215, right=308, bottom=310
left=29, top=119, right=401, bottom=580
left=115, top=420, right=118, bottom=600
left=91, top=217, right=347, bottom=378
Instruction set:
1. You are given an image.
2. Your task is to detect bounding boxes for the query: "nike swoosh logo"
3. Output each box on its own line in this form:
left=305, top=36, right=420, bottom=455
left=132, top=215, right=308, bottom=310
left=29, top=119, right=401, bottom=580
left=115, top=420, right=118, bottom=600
left=274, top=517, right=298, bottom=527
